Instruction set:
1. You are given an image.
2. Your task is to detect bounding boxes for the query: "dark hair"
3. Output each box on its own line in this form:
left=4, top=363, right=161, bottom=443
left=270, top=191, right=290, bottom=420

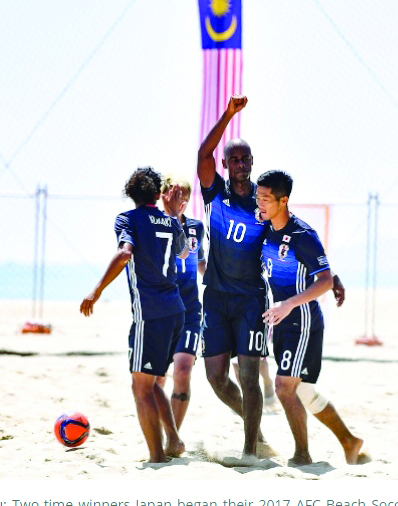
left=257, top=170, right=293, bottom=199
left=124, top=167, right=162, bottom=204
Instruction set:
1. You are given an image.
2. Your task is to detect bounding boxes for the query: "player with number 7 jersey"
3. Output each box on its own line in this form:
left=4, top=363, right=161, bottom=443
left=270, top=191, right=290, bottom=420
left=80, top=167, right=189, bottom=463
left=114, top=207, right=186, bottom=322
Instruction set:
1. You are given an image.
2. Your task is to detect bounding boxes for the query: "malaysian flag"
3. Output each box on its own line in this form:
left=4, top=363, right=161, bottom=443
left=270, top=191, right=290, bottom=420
left=193, top=0, right=243, bottom=219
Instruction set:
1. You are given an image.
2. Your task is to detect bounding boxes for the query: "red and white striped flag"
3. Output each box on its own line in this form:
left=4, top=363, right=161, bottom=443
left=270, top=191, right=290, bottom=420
left=193, top=1, right=243, bottom=219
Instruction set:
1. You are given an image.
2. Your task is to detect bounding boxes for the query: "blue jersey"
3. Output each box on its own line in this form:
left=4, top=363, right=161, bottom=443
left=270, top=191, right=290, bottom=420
left=261, top=214, right=330, bottom=327
left=114, top=205, right=186, bottom=322
left=202, top=172, right=266, bottom=294
left=175, top=217, right=205, bottom=316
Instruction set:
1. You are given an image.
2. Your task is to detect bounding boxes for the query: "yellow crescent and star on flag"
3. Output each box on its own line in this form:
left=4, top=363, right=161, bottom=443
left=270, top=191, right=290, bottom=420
left=198, top=0, right=242, bottom=49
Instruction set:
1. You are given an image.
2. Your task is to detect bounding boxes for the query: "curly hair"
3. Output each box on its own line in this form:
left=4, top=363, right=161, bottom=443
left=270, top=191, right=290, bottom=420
left=123, top=167, right=162, bottom=204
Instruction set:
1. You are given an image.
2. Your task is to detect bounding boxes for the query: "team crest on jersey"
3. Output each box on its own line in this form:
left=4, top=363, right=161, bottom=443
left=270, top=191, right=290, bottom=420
left=283, top=235, right=291, bottom=243
left=255, top=207, right=265, bottom=223
left=278, top=243, right=289, bottom=259
left=189, top=228, right=196, bottom=235
left=188, top=236, right=198, bottom=251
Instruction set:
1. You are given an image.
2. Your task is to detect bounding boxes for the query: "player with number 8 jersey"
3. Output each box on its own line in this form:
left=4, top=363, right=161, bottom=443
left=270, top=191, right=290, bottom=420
left=257, top=169, right=367, bottom=466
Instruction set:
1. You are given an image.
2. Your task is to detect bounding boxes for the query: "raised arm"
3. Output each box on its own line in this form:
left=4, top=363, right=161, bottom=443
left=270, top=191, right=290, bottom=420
left=197, top=95, right=248, bottom=188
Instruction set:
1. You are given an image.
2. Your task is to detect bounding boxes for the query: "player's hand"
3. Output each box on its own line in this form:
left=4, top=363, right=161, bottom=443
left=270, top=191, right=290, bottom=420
left=227, top=95, right=248, bottom=116
left=162, top=184, right=186, bottom=217
left=263, top=300, right=293, bottom=325
left=332, top=274, right=345, bottom=307
left=80, top=290, right=101, bottom=317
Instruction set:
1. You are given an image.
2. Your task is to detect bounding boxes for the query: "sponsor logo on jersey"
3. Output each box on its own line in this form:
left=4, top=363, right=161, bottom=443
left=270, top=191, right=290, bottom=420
left=188, top=236, right=198, bottom=251
left=189, top=228, right=196, bottom=235
left=283, top=235, right=291, bottom=243
left=317, top=255, right=328, bottom=266
left=278, top=243, right=289, bottom=259
left=222, top=199, right=230, bottom=207
left=143, top=362, right=152, bottom=370
left=149, top=215, right=172, bottom=227
left=301, top=367, right=308, bottom=375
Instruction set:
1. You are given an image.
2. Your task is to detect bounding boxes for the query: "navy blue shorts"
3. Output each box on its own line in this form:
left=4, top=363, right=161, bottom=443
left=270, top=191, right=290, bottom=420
left=174, top=309, right=201, bottom=356
left=201, top=287, right=268, bottom=358
left=128, top=311, right=185, bottom=376
left=272, top=310, right=324, bottom=384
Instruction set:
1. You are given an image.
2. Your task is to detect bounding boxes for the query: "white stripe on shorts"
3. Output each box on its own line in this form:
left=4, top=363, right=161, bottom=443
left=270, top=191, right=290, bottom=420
left=132, top=320, right=145, bottom=372
left=291, top=262, right=311, bottom=377
left=127, top=256, right=142, bottom=322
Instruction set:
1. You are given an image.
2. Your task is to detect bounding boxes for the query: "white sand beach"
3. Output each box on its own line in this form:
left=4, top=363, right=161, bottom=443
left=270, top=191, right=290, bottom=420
left=0, top=289, right=397, bottom=482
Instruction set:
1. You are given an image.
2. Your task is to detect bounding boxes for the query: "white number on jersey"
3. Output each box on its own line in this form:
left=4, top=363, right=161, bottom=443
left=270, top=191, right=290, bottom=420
left=155, top=232, right=173, bottom=276
left=226, top=220, right=246, bottom=243
left=266, top=258, right=273, bottom=278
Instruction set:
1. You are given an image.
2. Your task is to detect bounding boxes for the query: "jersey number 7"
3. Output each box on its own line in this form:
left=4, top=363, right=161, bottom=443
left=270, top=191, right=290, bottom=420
left=156, top=232, right=173, bottom=276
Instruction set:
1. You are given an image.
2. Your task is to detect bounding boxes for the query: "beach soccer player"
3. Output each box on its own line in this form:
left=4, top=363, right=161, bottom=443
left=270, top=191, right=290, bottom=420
left=157, top=176, right=206, bottom=431
left=257, top=169, right=368, bottom=466
left=80, top=167, right=189, bottom=463
left=197, top=95, right=269, bottom=458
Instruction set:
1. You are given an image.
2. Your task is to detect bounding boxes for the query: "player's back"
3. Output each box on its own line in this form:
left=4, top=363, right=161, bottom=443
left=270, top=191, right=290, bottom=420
left=115, top=205, right=185, bottom=321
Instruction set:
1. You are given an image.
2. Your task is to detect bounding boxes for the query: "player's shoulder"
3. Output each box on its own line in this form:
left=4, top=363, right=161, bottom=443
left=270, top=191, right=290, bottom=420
left=115, top=209, right=135, bottom=225
left=185, top=216, right=203, bottom=229
left=290, top=214, right=315, bottom=233
left=202, top=171, right=225, bottom=191
left=289, top=215, right=321, bottom=243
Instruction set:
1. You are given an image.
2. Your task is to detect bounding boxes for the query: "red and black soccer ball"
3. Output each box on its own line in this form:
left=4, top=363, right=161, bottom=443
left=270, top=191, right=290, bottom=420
left=54, top=412, right=90, bottom=447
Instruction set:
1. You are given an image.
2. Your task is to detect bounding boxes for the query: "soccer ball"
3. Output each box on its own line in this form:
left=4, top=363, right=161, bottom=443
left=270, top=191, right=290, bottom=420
left=54, top=412, right=90, bottom=447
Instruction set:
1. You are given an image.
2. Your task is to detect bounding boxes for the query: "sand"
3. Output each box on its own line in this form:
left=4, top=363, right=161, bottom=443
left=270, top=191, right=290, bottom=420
left=0, top=290, right=397, bottom=482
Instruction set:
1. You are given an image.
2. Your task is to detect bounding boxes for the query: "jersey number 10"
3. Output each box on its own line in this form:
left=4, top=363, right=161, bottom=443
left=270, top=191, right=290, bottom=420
left=226, top=220, right=246, bottom=243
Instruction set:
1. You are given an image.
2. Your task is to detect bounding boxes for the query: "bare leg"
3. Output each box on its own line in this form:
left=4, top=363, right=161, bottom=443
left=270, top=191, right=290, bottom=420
left=275, top=375, right=312, bottom=465
left=232, top=362, right=240, bottom=385
left=231, top=359, right=277, bottom=457
left=238, top=355, right=263, bottom=456
left=314, top=402, right=367, bottom=464
left=132, top=372, right=167, bottom=463
left=259, top=358, right=275, bottom=400
left=156, top=375, right=167, bottom=389
left=153, top=381, right=185, bottom=457
left=171, top=352, right=195, bottom=430
left=205, top=353, right=245, bottom=417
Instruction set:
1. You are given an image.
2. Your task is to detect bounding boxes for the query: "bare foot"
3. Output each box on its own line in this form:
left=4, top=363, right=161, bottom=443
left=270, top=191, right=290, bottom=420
left=165, top=437, right=185, bottom=458
left=288, top=452, right=312, bottom=467
left=344, top=438, right=371, bottom=465
left=148, top=452, right=168, bottom=463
